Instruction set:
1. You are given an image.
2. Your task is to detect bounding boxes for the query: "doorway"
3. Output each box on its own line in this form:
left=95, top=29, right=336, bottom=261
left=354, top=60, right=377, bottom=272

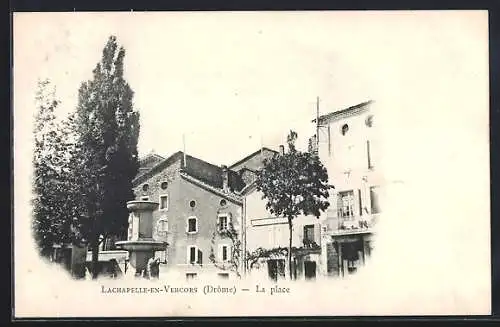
left=304, top=261, right=317, bottom=280
left=267, top=259, right=286, bottom=281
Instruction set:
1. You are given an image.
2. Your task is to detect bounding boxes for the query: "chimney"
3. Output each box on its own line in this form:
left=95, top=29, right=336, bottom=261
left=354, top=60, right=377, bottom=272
left=221, top=165, right=229, bottom=192
left=279, top=145, right=285, bottom=156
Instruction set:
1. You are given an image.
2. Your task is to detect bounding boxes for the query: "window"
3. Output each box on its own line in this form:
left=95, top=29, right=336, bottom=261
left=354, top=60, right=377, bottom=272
left=159, top=195, right=169, bottom=211
left=219, top=244, right=230, bottom=262
left=220, top=199, right=227, bottom=207
left=370, top=186, right=381, bottom=214
left=157, top=218, right=168, bottom=234
left=187, top=217, right=198, bottom=233
left=303, top=225, right=315, bottom=242
left=338, top=191, right=355, bottom=219
left=140, top=196, right=149, bottom=201
left=187, top=246, right=198, bottom=264
left=142, top=184, right=149, bottom=192
left=186, top=273, right=197, bottom=280
left=365, top=115, right=373, bottom=127
left=190, top=200, right=196, bottom=208
left=341, top=124, right=349, bottom=136
left=218, top=273, right=229, bottom=279
left=160, top=181, right=168, bottom=190
left=218, top=214, right=229, bottom=232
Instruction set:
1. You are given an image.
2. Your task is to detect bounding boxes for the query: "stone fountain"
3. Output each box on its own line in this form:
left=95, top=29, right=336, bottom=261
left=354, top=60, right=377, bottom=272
left=115, top=201, right=167, bottom=278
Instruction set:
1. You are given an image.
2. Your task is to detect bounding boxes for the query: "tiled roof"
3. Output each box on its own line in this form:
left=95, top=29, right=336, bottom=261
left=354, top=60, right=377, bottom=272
left=228, top=147, right=278, bottom=170
left=312, top=100, right=373, bottom=124
left=180, top=172, right=243, bottom=205
left=133, top=151, right=246, bottom=196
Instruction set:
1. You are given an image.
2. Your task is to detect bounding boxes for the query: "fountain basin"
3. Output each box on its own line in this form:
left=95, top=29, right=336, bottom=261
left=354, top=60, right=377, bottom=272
left=115, top=240, right=167, bottom=252
left=126, top=201, right=159, bottom=211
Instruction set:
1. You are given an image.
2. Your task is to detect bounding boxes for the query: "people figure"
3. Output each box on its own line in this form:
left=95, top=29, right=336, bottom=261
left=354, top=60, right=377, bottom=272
left=147, top=257, right=160, bottom=279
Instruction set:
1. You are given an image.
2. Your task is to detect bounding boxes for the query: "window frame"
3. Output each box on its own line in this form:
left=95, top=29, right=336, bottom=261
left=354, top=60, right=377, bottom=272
left=186, top=272, right=197, bottom=280
left=219, top=244, right=231, bottom=262
left=303, top=224, right=315, bottom=242
left=187, top=245, right=198, bottom=264
left=186, top=216, right=198, bottom=234
left=159, top=194, right=169, bottom=211
left=338, top=190, right=355, bottom=220
left=157, top=217, right=168, bottom=234
left=217, top=213, right=229, bottom=233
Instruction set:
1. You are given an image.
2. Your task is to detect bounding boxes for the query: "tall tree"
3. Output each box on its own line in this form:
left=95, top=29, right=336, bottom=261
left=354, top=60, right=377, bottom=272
left=255, top=130, right=333, bottom=280
left=32, top=79, right=80, bottom=257
left=74, top=36, right=140, bottom=278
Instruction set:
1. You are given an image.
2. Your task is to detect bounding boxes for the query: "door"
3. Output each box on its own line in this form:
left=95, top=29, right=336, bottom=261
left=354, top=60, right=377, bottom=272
left=304, top=261, right=317, bottom=280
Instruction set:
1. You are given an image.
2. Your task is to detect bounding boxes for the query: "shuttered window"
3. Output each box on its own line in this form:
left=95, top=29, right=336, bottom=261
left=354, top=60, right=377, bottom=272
left=337, top=191, right=355, bottom=220
left=370, top=186, right=381, bottom=214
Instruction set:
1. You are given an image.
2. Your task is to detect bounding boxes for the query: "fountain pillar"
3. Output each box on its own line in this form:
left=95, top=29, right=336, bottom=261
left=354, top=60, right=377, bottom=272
left=116, top=201, right=167, bottom=278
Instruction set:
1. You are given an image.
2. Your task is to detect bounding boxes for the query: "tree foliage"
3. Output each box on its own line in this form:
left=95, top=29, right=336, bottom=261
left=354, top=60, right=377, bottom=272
left=255, top=130, right=332, bottom=279
left=73, top=35, right=140, bottom=277
left=208, top=220, right=242, bottom=278
left=32, top=80, right=84, bottom=257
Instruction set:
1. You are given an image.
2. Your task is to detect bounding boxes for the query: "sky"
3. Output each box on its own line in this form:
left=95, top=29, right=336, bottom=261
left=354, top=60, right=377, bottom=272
left=13, top=11, right=492, bottom=316
left=13, top=11, right=382, bottom=166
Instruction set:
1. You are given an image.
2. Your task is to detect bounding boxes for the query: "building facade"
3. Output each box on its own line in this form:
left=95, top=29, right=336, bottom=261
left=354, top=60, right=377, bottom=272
left=132, top=151, right=246, bottom=280
left=312, top=100, right=383, bottom=277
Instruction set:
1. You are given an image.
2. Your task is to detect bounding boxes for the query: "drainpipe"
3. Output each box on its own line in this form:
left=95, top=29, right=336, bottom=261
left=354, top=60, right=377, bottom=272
left=242, top=197, right=247, bottom=276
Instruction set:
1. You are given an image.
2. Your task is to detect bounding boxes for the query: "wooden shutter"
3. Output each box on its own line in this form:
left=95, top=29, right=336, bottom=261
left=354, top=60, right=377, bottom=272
left=366, top=140, right=372, bottom=169
left=197, top=249, right=203, bottom=265
left=352, top=189, right=362, bottom=217
left=297, top=225, right=304, bottom=246
left=314, top=223, right=321, bottom=245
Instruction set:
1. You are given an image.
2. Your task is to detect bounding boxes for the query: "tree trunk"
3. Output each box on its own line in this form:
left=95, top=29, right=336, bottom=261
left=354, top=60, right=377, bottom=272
left=91, top=237, right=99, bottom=279
left=288, top=217, right=293, bottom=280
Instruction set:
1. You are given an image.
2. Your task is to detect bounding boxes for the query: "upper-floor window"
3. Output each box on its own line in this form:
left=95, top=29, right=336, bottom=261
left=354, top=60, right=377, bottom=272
left=341, top=124, right=349, bottom=136
left=142, top=184, right=149, bottom=192
left=218, top=214, right=229, bottom=233
left=159, top=194, right=169, bottom=211
left=190, top=200, right=196, bottom=208
left=303, top=224, right=315, bottom=242
left=337, top=191, right=355, bottom=220
left=365, top=115, right=374, bottom=127
left=370, top=186, right=381, bottom=214
left=186, top=216, right=198, bottom=233
left=160, top=181, right=168, bottom=190
left=220, top=199, right=227, bottom=207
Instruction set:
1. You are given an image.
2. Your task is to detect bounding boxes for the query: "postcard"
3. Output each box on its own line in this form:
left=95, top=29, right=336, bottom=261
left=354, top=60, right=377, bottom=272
left=13, top=10, right=490, bottom=318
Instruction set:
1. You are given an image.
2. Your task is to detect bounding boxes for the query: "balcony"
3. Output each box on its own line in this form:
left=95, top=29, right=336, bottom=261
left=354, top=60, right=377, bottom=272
left=329, top=212, right=379, bottom=236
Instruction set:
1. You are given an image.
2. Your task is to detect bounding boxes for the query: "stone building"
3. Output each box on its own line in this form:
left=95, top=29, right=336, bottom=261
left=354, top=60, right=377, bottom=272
left=312, top=100, right=383, bottom=277
left=132, top=151, right=246, bottom=280
left=232, top=147, right=324, bottom=281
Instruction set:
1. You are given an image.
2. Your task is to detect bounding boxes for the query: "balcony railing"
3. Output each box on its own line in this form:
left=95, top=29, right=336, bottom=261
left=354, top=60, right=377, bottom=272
left=329, top=212, right=379, bottom=235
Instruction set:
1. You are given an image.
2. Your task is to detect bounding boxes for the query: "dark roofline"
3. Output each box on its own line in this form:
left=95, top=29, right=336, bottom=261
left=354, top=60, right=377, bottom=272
left=180, top=172, right=243, bottom=205
left=133, top=151, right=184, bottom=185
left=228, top=147, right=278, bottom=170
left=239, top=167, right=257, bottom=174
left=133, top=150, right=237, bottom=187
left=312, top=100, right=374, bottom=123
left=139, top=153, right=165, bottom=164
